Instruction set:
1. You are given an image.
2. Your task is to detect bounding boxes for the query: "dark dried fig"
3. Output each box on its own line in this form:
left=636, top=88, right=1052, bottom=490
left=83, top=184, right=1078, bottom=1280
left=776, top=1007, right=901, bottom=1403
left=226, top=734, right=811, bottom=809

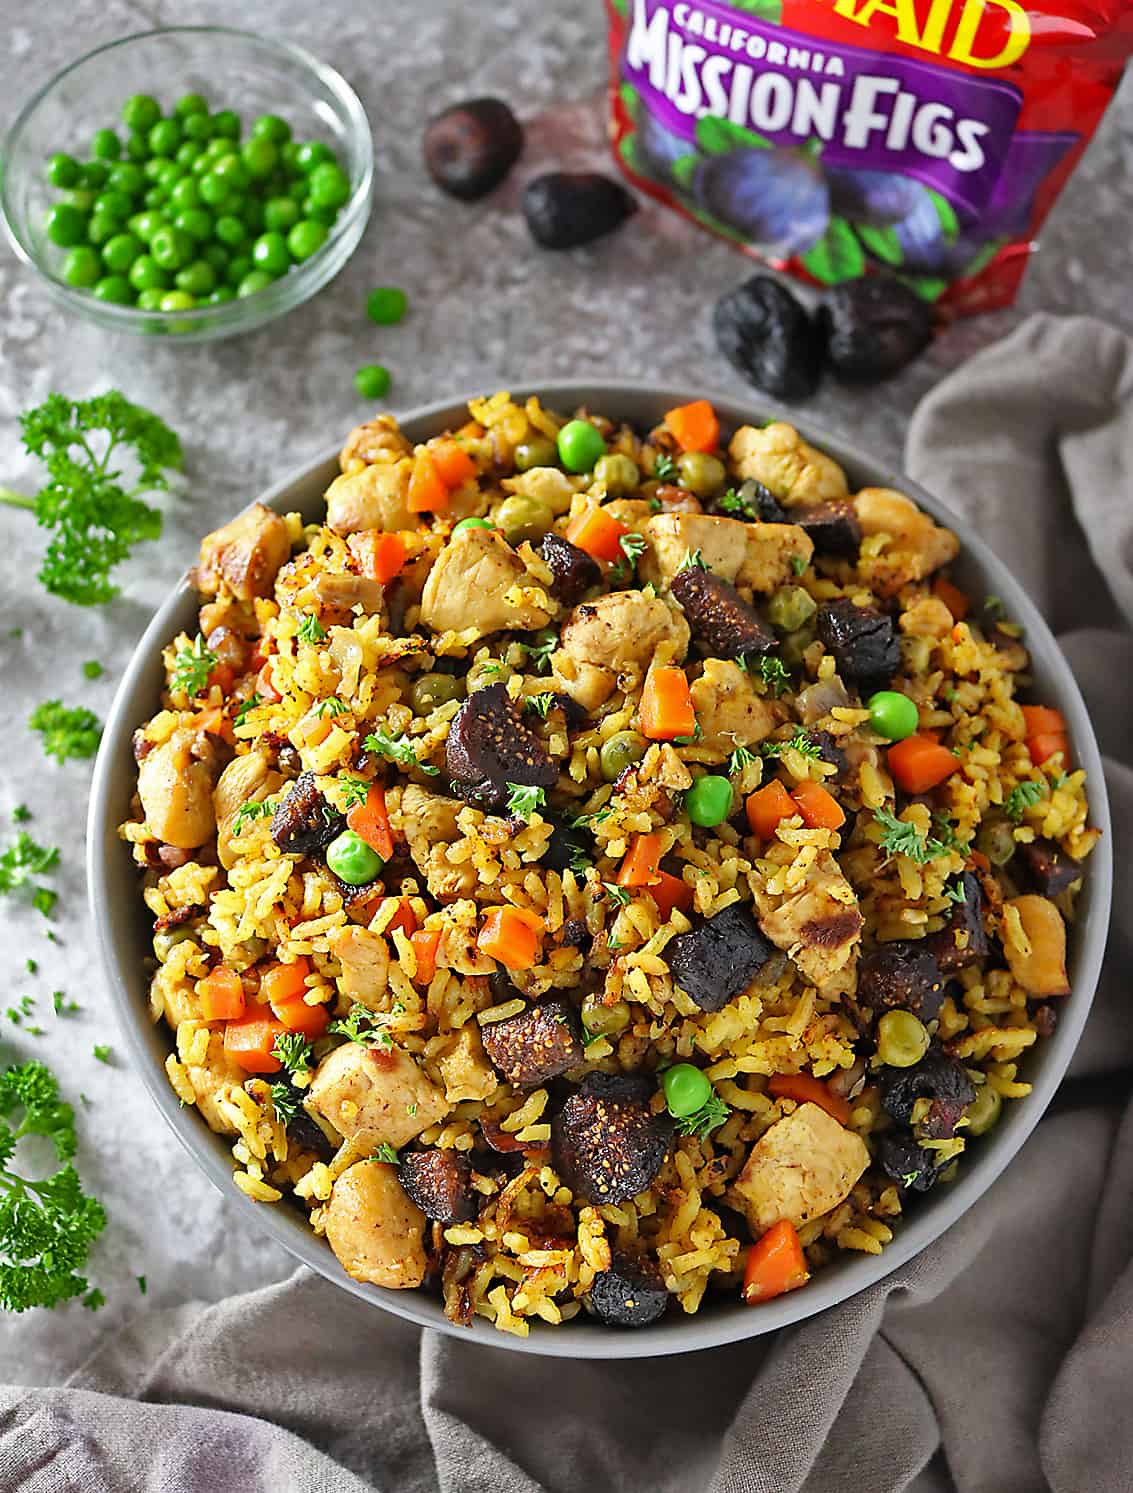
left=714, top=275, right=823, bottom=402
left=423, top=98, right=524, bottom=201
left=819, top=278, right=933, bottom=382
left=693, top=148, right=829, bottom=257
left=522, top=173, right=636, bottom=250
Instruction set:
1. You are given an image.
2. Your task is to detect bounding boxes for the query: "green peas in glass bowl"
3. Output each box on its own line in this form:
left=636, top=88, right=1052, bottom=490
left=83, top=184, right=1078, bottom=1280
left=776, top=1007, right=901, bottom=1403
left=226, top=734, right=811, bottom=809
left=0, top=27, right=374, bottom=342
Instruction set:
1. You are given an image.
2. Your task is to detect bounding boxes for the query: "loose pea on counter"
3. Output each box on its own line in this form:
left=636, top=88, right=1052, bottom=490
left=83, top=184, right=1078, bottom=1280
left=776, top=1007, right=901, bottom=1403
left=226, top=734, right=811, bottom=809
left=42, top=93, right=353, bottom=310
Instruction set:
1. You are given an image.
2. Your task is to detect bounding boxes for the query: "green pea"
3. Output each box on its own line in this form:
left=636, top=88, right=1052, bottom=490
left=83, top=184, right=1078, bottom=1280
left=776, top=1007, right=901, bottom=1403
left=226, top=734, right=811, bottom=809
left=176, top=141, right=203, bottom=168
left=214, top=214, right=246, bottom=247
left=300, top=196, right=338, bottom=227
left=263, top=196, right=300, bottom=234
left=92, top=274, right=133, bottom=304
left=207, top=286, right=236, bottom=305
left=128, top=254, right=168, bottom=292
left=159, top=289, right=196, bottom=311
left=44, top=204, right=87, bottom=248
left=82, top=160, right=111, bottom=189
left=466, top=658, right=507, bottom=692
left=183, top=112, right=214, bottom=142
left=557, top=419, right=607, bottom=474
left=174, top=208, right=213, bottom=243
left=86, top=212, right=121, bottom=247
left=868, top=690, right=919, bottom=742
left=242, top=199, right=266, bottom=234
left=46, top=152, right=81, bottom=188
left=251, top=231, right=290, bottom=277
left=676, top=451, right=727, bottom=498
left=175, top=92, right=209, bottom=118
left=148, top=119, right=183, bottom=158
left=142, top=187, right=167, bottom=209
left=122, top=94, right=161, bottom=133
left=63, top=188, right=96, bottom=213
left=252, top=113, right=291, bottom=145
left=964, top=1083, right=1002, bottom=1137
left=294, top=140, right=333, bottom=174
left=663, top=1063, right=712, bottom=1119
left=204, top=136, right=231, bottom=160
left=975, top=818, right=1017, bottom=868
left=211, top=153, right=248, bottom=190
left=241, top=137, right=278, bottom=179
left=599, top=730, right=648, bottom=782
left=514, top=437, right=559, bottom=473
left=136, top=286, right=166, bottom=310
left=495, top=493, right=553, bottom=545
left=767, top=585, right=817, bottom=634
left=286, top=219, right=328, bottom=262
left=876, top=1010, right=930, bottom=1069
left=203, top=242, right=230, bottom=272
left=225, top=254, right=252, bottom=287
left=237, top=270, right=274, bottom=298
left=150, top=225, right=192, bottom=271
left=93, top=189, right=133, bottom=222
left=326, top=829, right=384, bottom=885
left=580, top=992, right=630, bottom=1037
left=61, top=246, right=101, bottom=288
left=281, top=141, right=304, bottom=174
left=90, top=128, right=121, bottom=160
left=169, top=177, right=201, bottom=211
left=143, top=157, right=167, bottom=181
left=199, top=172, right=231, bottom=208
left=366, top=286, right=408, bottom=325
left=101, top=232, right=142, bottom=273
left=123, top=128, right=152, bottom=160
left=354, top=364, right=391, bottom=399
left=411, top=673, right=464, bottom=713
left=594, top=452, right=639, bottom=495
left=176, top=260, right=217, bottom=296
left=686, top=774, right=733, bottom=828
left=108, top=161, right=146, bottom=196
left=155, top=160, right=181, bottom=188
left=210, top=109, right=241, bottom=140
left=452, top=517, right=495, bottom=533
left=129, top=210, right=163, bottom=242
left=190, top=154, right=212, bottom=178
left=308, top=160, right=351, bottom=209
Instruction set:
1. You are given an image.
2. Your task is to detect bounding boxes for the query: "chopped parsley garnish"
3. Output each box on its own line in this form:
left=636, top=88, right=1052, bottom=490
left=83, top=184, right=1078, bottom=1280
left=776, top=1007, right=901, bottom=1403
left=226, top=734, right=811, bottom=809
left=170, top=635, right=217, bottom=697
left=602, top=882, right=631, bottom=908
left=296, top=613, right=327, bottom=645
left=271, top=1033, right=313, bottom=1078
left=267, top=1082, right=301, bottom=1126
left=1004, top=779, right=1047, bottom=823
left=727, top=745, right=757, bottom=776
left=611, top=531, right=646, bottom=581
left=717, top=488, right=755, bottom=519
left=581, top=1025, right=606, bottom=1048
left=92, top=1045, right=112, bottom=1065
left=234, top=693, right=262, bottom=726
left=506, top=783, right=547, bottom=820
left=983, top=595, right=1006, bottom=620
left=28, top=700, right=102, bottom=763
left=524, top=635, right=557, bottom=673
left=673, top=720, right=703, bottom=745
left=0, top=830, right=60, bottom=917
left=525, top=693, right=556, bottom=720
left=674, top=1091, right=731, bottom=1140
left=364, top=729, right=439, bottom=776
left=653, top=452, right=678, bottom=481
left=12, top=806, right=31, bottom=824
left=944, top=880, right=968, bottom=904
left=231, top=797, right=277, bottom=836
left=1049, top=771, right=1069, bottom=791
left=312, top=696, right=348, bottom=719
left=757, top=656, right=790, bottom=696
left=338, top=776, right=370, bottom=810
left=678, top=547, right=708, bottom=573
left=136, top=1275, right=147, bottom=1295
left=329, top=1003, right=395, bottom=1051
left=26, top=959, right=38, bottom=975
left=568, top=844, right=592, bottom=876
left=932, top=813, right=968, bottom=853
left=52, top=991, right=80, bottom=1017
left=572, top=805, right=613, bottom=829
left=762, top=728, right=821, bottom=761
left=82, top=660, right=103, bottom=680
left=873, top=807, right=950, bottom=865
left=372, top=1143, right=400, bottom=1164
left=790, top=554, right=808, bottom=577
left=0, top=391, right=180, bottom=606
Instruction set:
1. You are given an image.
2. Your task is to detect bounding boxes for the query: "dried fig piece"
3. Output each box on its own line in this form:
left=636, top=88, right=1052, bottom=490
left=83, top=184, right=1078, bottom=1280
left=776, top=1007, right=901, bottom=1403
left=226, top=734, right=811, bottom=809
left=819, top=278, right=933, bottom=382
left=713, top=275, right=823, bottom=402
left=423, top=98, right=524, bottom=201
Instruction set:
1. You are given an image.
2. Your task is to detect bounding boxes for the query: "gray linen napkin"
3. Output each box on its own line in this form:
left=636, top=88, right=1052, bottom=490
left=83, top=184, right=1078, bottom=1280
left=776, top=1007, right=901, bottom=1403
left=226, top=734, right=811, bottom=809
left=2, top=312, right=1130, bottom=1493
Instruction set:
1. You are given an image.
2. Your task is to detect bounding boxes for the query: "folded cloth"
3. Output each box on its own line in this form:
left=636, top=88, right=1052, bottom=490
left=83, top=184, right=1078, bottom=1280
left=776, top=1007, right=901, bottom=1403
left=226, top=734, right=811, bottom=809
left=2, top=314, right=1131, bottom=1493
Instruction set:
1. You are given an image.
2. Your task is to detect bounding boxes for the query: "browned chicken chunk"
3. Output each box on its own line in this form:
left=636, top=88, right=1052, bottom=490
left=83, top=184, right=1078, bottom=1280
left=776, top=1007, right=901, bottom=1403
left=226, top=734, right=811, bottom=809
left=195, top=502, right=291, bottom=601
left=138, top=727, right=218, bottom=849
left=732, top=1102, right=869, bottom=1232
left=324, top=1160, right=427, bottom=1289
left=419, top=527, right=552, bottom=638
left=551, top=589, right=689, bottom=711
left=307, top=1043, right=450, bottom=1151
left=641, top=512, right=813, bottom=593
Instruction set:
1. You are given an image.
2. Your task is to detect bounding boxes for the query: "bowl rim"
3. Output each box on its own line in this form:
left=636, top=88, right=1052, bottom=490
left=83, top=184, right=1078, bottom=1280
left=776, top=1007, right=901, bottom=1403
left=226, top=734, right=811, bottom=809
left=0, top=24, right=374, bottom=330
left=88, top=379, right=1113, bottom=1358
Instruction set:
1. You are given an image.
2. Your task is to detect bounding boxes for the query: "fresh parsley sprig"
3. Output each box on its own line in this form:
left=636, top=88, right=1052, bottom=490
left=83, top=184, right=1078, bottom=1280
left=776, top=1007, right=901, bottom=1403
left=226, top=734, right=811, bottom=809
left=232, top=798, right=277, bottom=837
left=364, top=729, right=440, bottom=776
left=267, top=1082, right=301, bottom=1126
left=675, top=1090, right=731, bottom=1141
left=234, top=693, right=262, bottom=727
left=757, top=656, right=790, bottom=697
left=329, top=1003, right=396, bottom=1051
left=338, top=775, right=371, bottom=811
left=653, top=452, right=678, bottom=482
left=677, top=548, right=708, bottom=573
left=762, top=729, right=821, bottom=761
left=611, top=531, right=647, bottom=582
left=272, top=1032, right=313, bottom=1078
left=506, top=783, right=547, bottom=821
left=873, top=807, right=950, bottom=865
left=372, top=1143, right=399, bottom=1164
left=717, top=488, right=755, bottom=519
left=1004, top=779, right=1046, bottom=824
left=0, top=830, right=60, bottom=917
left=28, top=700, right=102, bottom=764
left=171, top=635, right=217, bottom=697
left=727, top=746, right=757, bottom=777
left=296, top=614, right=326, bottom=645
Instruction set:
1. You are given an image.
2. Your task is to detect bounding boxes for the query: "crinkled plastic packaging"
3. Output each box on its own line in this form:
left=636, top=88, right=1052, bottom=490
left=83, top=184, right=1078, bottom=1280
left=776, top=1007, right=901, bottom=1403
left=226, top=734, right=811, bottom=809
left=606, top=0, right=1133, bottom=314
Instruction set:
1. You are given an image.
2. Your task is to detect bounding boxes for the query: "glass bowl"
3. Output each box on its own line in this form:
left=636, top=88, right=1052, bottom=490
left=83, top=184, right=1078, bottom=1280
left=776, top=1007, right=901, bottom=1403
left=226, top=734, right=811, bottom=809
left=0, top=27, right=373, bottom=342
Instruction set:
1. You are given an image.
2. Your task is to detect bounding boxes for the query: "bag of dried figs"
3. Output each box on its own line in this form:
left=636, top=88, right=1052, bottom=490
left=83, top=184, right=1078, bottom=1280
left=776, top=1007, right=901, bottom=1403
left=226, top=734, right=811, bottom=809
left=606, top=0, right=1133, bottom=315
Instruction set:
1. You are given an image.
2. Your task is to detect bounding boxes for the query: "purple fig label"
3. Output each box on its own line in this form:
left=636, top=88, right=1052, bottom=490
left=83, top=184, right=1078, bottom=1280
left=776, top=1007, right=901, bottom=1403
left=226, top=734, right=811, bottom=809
left=621, top=0, right=1022, bottom=217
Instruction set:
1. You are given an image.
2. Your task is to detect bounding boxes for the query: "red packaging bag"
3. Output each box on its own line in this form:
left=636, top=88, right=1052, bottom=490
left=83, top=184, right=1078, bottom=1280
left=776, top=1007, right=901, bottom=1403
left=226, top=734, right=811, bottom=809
left=606, top=0, right=1133, bottom=314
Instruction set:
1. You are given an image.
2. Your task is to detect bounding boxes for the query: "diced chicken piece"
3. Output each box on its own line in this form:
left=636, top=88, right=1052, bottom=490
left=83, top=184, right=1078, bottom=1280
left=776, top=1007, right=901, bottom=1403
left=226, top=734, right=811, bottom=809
left=732, top=1102, right=869, bottom=1232
left=729, top=422, right=849, bottom=507
left=333, top=926, right=388, bottom=1008
left=138, top=727, right=218, bottom=850
left=436, top=902, right=498, bottom=975
left=690, top=658, right=782, bottom=755
left=550, top=589, right=689, bottom=711
left=325, top=459, right=419, bottom=536
left=324, top=1159, right=427, bottom=1289
left=899, top=594, right=954, bottom=639
left=435, top=1025, right=500, bottom=1104
left=307, top=1042, right=450, bottom=1151
left=313, top=571, right=386, bottom=626
left=754, top=850, right=863, bottom=991
left=641, top=513, right=812, bottom=593
left=1002, top=895, right=1070, bottom=997
left=500, top=466, right=580, bottom=516
left=395, top=787, right=479, bottom=902
left=214, top=750, right=282, bottom=869
left=854, top=488, right=959, bottom=597
left=184, top=1031, right=247, bottom=1135
left=339, top=413, right=412, bottom=470
left=195, top=502, right=291, bottom=601
left=602, top=498, right=655, bottom=530
left=418, top=528, right=552, bottom=638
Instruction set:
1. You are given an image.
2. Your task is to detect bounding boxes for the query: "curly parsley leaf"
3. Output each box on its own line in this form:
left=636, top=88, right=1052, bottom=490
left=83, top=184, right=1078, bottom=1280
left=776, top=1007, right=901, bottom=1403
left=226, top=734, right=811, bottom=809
left=364, top=729, right=439, bottom=776
left=296, top=614, right=326, bottom=645
left=82, top=660, right=103, bottom=680
left=611, top=531, right=647, bottom=582
left=337, top=775, right=370, bottom=811
left=790, top=554, right=808, bottom=577
left=329, top=1003, right=395, bottom=1051
left=371, top=1143, right=400, bottom=1164
left=602, top=882, right=632, bottom=908
left=653, top=452, right=678, bottom=482
left=525, top=693, right=556, bottom=720
left=28, top=700, right=102, bottom=764
left=312, top=696, right=348, bottom=719
left=757, top=656, right=790, bottom=697
left=727, top=746, right=757, bottom=776
left=170, top=635, right=217, bottom=697
left=267, top=1082, right=301, bottom=1126
left=523, top=635, right=557, bottom=674
left=873, top=807, right=950, bottom=865
left=234, top=693, right=262, bottom=727
left=1004, top=779, right=1046, bottom=824
left=271, top=1033, right=313, bottom=1079
left=0, top=392, right=180, bottom=606
left=762, top=728, right=821, bottom=761
left=674, top=1090, right=731, bottom=1140
left=0, top=831, right=59, bottom=917
left=716, top=487, right=755, bottom=519
left=506, top=783, right=547, bottom=821
left=232, top=797, right=277, bottom=837
left=678, top=547, right=708, bottom=573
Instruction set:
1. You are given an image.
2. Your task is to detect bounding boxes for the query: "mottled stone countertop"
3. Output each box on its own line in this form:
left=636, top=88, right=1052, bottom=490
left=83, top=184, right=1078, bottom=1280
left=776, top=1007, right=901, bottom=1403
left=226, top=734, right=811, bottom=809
left=0, top=0, right=1129, bottom=1387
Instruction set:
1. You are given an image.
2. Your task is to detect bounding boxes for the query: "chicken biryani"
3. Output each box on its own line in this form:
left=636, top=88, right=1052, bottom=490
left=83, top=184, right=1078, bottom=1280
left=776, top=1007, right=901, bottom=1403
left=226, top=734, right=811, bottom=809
left=123, top=392, right=1097, bottom=1334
